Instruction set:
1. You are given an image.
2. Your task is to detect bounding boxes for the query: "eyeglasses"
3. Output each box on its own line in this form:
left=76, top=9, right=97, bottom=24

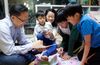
left=16, top=16, right=27, bottom=23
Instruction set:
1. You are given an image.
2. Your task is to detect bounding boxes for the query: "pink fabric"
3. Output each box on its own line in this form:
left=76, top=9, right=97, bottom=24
left=49, top=53, right=80, bottom=65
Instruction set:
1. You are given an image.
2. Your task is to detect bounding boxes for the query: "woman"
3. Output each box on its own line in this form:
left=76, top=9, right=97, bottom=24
left=45, top=9, right=62, bottom=47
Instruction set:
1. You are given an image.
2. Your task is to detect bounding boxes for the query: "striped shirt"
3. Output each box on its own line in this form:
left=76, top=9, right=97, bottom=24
left=0, top=17, right=33, bottom=55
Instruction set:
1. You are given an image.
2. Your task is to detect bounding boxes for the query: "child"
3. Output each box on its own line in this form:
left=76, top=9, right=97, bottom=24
left=63, top=4, right=100, bottom=65
left=56, top=8, right=82, bottom=60
left=33, top=10, right=58, bottom=61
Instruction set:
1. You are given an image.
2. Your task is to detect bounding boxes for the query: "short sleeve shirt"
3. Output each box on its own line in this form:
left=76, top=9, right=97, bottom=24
left=77, top=15, right=100, bottom=48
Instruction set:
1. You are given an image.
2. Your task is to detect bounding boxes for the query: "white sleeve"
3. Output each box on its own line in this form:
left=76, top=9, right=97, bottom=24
left=0, top=25, right=33, bottom=55
left=45, top=22, right=53, bottom=30
left=33, top=26, right=38, bottom=41
left=18, top=27, right=33, bottom=45
left=53, top=28, right=63, bottom=46
left=55, top=33, right=63, bottom=47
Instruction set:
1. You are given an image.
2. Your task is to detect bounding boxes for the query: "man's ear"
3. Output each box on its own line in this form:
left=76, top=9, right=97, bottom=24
left=75, top=13, right=79, bottom=17
left=74, top=13, right=80, bottom=19
left=11, top=15, right=15, bottom=19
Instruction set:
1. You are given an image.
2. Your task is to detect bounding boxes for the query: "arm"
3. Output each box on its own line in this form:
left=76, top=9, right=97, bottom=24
left=81, top=35, right=91, bottom=65
left=55, top=33, right=63, bottom=47
left=33, top=26, right=39, bottom=41
left=68, top=26, right=80, bottom=56
left=80, top=19, right=92, bottom=65
left=33, top=25, right=44, bottom=41
left=53, top=28, right=63, bottom=47
left=0, top=25, right=33, bottom=55
left=17, top=27, right=33, bottom=45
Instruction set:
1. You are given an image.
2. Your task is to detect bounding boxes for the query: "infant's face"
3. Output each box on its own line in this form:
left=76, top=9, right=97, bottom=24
left=43, top=31, right=50, bottom=36
left=43, top=31, right=52, bottom=39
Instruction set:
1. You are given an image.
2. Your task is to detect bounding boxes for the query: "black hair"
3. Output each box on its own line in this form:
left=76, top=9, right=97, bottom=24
left=35, top=10, right=45, bottom=18
left=56, top=8, right=67, bottom=24
left=0, top=0, right=5, bottom=19
left=63, top=4, right=83, bottom=18
left=45, top=9, right=57, bottom=27
left=9, top=4, right=28, bottom=16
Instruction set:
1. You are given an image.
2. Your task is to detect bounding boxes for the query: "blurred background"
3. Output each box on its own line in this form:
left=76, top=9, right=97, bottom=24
left=0, top=0, right=100, bottom=34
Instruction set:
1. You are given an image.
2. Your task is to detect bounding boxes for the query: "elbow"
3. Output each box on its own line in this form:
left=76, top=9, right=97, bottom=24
left=2, top=50, right=13, bottom=55
left=84, top=42, right=91, bottom=49
left=1, top=48, right=15, bottom=55
left=85, top=42, right=91, bottom=46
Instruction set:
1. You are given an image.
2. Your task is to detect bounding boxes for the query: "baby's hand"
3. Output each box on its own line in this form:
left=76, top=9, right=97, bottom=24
left=57, top=47, right=64, bottom=55
left=62, top=53, right=71, bottom=60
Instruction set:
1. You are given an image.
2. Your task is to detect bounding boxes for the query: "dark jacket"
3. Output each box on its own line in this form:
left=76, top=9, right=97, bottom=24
left=58, top=23, right=82, bottom=56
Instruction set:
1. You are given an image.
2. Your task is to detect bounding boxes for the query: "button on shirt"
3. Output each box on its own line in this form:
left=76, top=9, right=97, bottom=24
left=0, top=17, right=33, bottom=55
left=77, top=15, right=100, bottom=48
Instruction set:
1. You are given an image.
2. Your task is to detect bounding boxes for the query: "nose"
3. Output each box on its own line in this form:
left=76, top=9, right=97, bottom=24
left=41, top=18, right=45, bottom=21
left=67, top=18, right=70, bottom=21
left=49, top=17, right=53, bottom=20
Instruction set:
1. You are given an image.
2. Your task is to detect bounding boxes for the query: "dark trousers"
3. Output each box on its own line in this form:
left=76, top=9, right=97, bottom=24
left=0, top=53, right=28, bottom=65
left=37, top=33, right=57, bottom=56
left=78, top=47, right=100, bottom=65
left=0, top=50, right=39, bottom=65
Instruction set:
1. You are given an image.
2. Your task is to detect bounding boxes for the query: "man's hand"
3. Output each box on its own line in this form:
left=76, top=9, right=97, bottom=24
left=32, top=40, right=49, bottom=52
